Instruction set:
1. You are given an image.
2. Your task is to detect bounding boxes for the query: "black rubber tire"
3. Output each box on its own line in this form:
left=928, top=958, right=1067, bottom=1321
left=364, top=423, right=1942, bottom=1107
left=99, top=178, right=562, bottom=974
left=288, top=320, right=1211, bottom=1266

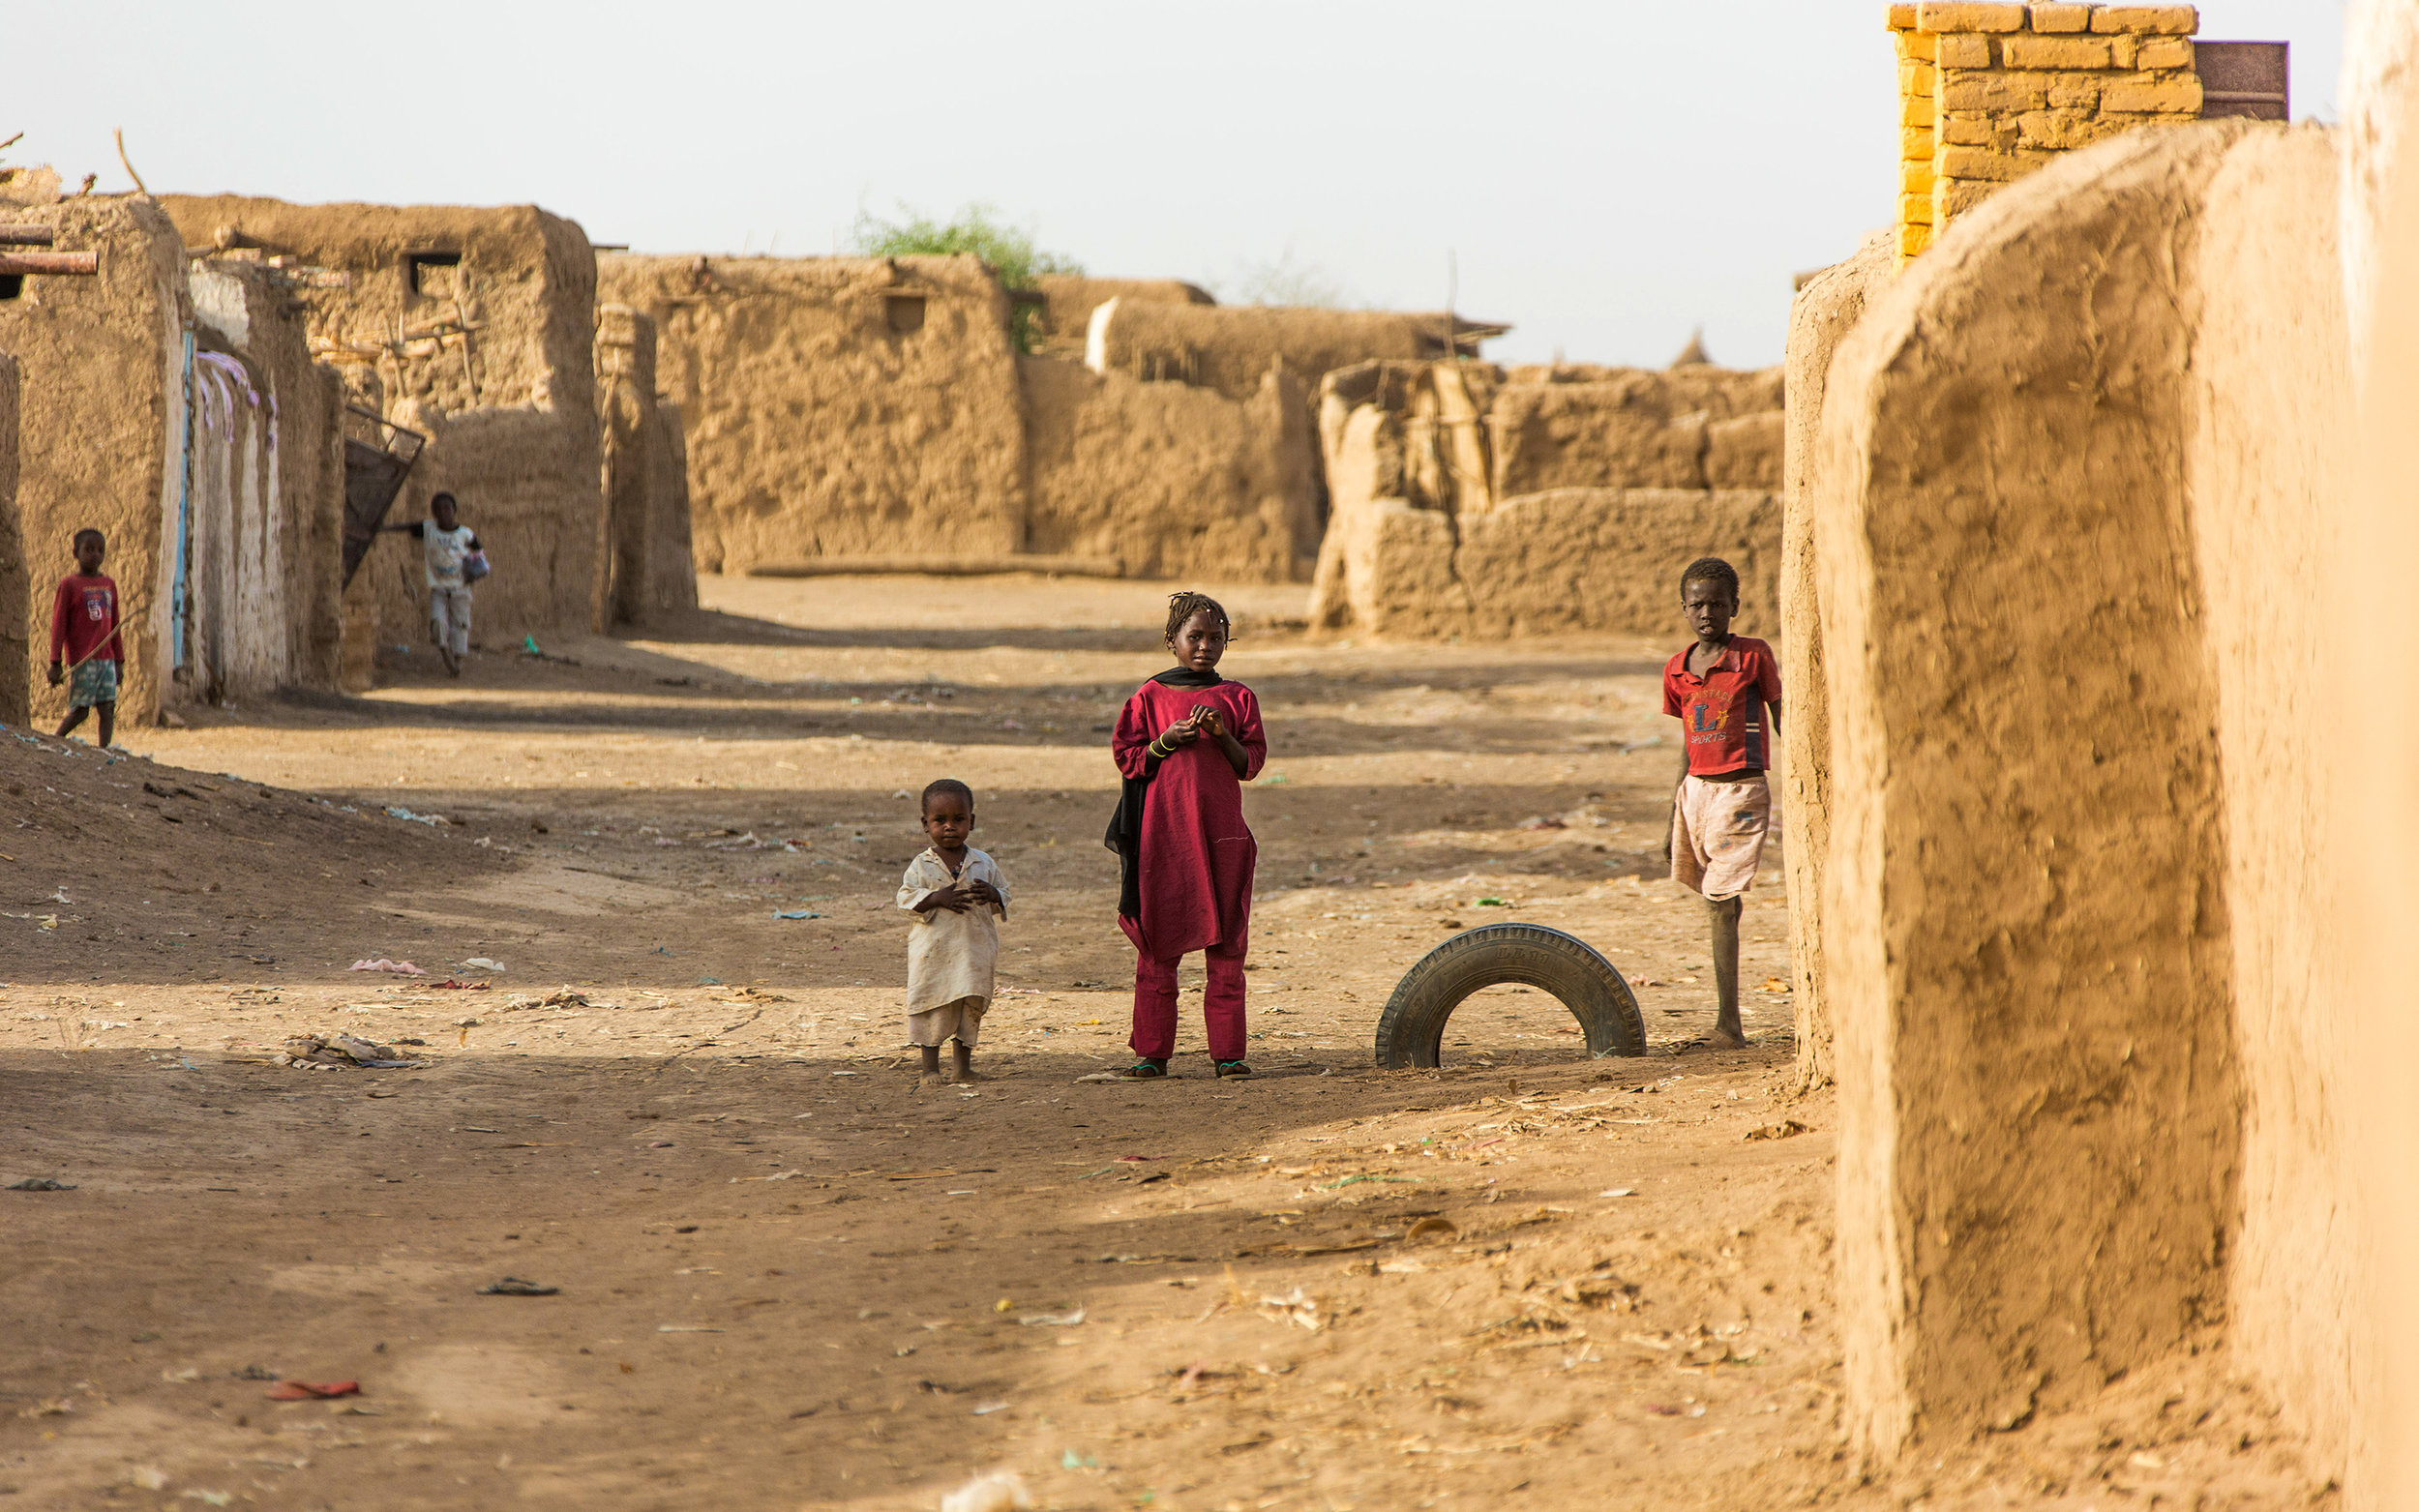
left=1373, top=923, right=1646, bottom=1069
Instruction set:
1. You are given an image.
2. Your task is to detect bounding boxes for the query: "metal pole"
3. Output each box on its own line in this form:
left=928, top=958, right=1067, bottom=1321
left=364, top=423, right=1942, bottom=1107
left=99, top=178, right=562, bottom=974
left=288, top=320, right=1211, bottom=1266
left=0, top=252, right=97, bottom=276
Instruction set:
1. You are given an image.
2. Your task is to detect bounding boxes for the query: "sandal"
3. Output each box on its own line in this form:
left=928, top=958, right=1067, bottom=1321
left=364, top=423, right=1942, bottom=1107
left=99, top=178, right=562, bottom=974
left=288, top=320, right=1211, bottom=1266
left=1212, top=1060, right=1253, bottom=1079
left=1115, top=1058, right=1168, bottom=1079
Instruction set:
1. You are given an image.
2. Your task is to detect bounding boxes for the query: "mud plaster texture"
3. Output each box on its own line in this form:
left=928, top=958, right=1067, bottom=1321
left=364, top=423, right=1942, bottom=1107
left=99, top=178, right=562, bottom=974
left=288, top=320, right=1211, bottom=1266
left=597, top=253, right=1026, bottom=576
left=158, top=196, right=606, bottom=648
left=0, top=198, right=190, bottom=728
left=1816, top=123, right=2255, bottom=1452
left=185, top=256, right=346, bottom=704
left=601, top=255, right=1318, bottom=585
left=0, top=353, right=19, bottom=724
left=1020, top=353, right=1316, bottom=579
left=1027, top=274, right=1210, bottom=359
left=2339, top=0, right=2419, bottom=367
left=1777, top=232, right=1894, bottom=1095
left=594, top=305, right=698, bottom=626
left=2179, top=125, right=2363, bottom=1475
left=1488, top=364, right=1784, bottom=498
left=2343, top=62, right=2419, bottom=1511
left=1088, top=301, right=1477, bottom=403
left=1308, top=361, right=1783, bottom=639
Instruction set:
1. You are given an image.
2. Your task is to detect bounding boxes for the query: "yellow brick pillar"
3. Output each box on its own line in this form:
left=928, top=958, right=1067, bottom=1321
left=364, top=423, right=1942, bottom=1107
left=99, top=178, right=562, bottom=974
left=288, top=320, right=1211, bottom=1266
left=1888, top=3, right=2203, bottom=269
left=1893, top=9, right=1940, bottom=260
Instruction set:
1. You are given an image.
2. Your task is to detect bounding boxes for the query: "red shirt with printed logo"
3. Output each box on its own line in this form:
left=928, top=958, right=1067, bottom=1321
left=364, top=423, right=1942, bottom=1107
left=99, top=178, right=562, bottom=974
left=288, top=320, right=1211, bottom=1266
left=48, top=574, right=123, bottom=668
left=1662, top=636, right=1781, bottom=776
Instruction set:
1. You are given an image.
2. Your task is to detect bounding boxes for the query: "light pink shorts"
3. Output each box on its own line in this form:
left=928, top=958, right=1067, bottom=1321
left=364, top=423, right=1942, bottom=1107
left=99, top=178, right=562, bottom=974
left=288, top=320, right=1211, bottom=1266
left=1670, top=773, right=1772, bottom=901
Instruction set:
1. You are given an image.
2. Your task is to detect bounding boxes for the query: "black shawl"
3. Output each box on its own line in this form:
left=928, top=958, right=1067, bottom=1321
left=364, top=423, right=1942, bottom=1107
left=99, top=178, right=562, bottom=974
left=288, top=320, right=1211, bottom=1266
left=1105, top=667, right=1224, bottom=921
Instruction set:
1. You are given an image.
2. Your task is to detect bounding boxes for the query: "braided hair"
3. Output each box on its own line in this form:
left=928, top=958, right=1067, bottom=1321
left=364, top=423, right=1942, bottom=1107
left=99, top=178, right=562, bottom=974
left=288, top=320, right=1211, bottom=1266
left=1164, top=590, right=1232, bottom=641
left=1679, top=556, right=1740, bottom=603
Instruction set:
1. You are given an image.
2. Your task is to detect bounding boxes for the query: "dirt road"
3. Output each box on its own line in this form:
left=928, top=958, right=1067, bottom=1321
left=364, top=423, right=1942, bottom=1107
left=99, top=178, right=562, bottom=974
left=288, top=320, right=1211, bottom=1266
left=0, top=577, right=2318, bottom=1510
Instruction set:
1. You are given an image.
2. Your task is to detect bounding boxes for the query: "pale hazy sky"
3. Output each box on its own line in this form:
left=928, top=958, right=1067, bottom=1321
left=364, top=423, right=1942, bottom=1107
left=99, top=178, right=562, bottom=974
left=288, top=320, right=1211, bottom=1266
left=15, top=2, right=2344, bottom=368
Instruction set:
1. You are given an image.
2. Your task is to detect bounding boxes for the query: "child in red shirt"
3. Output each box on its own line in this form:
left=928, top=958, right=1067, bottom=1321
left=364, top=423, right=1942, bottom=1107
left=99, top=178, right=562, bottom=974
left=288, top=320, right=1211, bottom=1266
left=46, top=528, right=125, bottom=748
left=1104, top=591, right=1267, bottom=1079
left=1662, top=556, right=1781, bottom=1050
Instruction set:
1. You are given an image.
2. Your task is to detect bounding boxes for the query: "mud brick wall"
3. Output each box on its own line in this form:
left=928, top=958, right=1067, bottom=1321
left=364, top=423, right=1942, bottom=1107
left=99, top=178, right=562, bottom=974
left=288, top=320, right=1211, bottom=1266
left=1891, top=3, right=2202, bottom=264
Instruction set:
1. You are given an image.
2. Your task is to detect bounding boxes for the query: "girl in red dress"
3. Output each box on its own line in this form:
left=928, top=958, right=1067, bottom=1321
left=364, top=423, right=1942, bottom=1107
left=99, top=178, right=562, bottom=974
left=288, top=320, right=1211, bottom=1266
left=1104, top=592, right=1267, bottom=1078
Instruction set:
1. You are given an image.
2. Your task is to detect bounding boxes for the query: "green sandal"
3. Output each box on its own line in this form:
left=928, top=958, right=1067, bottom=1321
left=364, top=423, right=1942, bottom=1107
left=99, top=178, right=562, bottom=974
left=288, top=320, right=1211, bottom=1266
left=1115, top=1058, right=1168, bottom=1079
left=1213, top=1060, right=1253, bottom=1079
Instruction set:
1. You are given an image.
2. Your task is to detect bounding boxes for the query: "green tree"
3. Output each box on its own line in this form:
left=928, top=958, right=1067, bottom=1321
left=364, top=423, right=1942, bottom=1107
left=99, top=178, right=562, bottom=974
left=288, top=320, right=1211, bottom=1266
left=850, top=203, right=1082, bottom=353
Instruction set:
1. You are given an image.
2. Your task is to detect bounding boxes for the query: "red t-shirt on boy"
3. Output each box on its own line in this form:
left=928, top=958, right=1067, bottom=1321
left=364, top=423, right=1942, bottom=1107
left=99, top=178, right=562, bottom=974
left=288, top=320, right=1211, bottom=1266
left=1662, top=636, right=1782, bottom=776
left=48, top=574, right=123, bottom=668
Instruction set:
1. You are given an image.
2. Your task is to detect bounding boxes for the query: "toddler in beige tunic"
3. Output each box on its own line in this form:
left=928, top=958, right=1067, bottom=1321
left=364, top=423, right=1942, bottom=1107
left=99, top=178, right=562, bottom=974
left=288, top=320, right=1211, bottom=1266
left=896, top=846, right=1010, bottom=1048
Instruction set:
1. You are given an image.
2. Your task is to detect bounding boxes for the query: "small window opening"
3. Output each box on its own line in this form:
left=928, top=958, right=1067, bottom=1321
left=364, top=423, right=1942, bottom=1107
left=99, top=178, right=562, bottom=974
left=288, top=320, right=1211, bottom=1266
left=884, top=294, right=926, bottom=335
left=0, top=275, right=20, bottom=301
left=406, top=252, right=462, bottom=299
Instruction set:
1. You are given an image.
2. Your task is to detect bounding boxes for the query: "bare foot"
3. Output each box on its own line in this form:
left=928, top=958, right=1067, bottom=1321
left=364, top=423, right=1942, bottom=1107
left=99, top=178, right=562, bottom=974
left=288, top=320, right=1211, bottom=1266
left=1706, top=1027, right=1748, bottom=1051
left=947, top=1068, right=990, bottom=1084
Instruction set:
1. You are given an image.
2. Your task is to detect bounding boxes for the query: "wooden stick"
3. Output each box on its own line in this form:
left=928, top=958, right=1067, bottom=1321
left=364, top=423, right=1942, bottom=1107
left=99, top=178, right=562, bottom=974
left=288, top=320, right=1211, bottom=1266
left=112, top=128, right=147, bottom=196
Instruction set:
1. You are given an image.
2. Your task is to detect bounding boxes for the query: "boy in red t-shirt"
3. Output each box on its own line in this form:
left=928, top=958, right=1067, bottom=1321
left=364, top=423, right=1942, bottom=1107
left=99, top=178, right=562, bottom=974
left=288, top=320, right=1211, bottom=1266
left=1661, top=556, right=1781, bottom=1050
left=46, top=527, right=125, bottom=748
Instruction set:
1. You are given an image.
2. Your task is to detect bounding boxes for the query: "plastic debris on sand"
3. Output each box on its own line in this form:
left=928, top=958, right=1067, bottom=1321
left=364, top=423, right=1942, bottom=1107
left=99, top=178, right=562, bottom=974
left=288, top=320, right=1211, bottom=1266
left=940, top=1469, right=1032, bottom=1512
left=273, top=1034, right=427, bottom=1070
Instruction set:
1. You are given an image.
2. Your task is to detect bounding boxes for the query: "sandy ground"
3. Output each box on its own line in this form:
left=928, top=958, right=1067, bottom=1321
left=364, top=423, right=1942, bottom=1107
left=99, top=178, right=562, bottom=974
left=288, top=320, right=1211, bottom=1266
left=0, top=576, right=2325, bottom=1510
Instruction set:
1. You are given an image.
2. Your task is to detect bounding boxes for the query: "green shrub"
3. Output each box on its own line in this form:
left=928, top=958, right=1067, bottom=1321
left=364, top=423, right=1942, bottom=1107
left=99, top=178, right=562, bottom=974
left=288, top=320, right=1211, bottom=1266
left=851, top=204, right=1082, bottom=352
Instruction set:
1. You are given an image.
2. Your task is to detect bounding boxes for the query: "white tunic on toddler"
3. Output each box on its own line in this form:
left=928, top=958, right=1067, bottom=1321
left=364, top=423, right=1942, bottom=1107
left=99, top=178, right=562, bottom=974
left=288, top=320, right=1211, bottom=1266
left=896, top=846, right=1009, bottom=1047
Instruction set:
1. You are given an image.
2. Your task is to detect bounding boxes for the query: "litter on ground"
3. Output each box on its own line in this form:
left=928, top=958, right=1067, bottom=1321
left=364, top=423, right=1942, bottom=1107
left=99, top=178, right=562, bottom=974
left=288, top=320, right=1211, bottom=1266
left=347, top=959, right=426, bottom=975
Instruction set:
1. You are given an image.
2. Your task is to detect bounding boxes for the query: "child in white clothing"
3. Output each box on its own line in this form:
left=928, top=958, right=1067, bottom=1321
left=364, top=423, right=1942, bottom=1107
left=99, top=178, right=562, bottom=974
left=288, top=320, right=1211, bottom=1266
left=381, top=491, right=483, bottom=677
left=896, top=779, right=1009, bottom=1082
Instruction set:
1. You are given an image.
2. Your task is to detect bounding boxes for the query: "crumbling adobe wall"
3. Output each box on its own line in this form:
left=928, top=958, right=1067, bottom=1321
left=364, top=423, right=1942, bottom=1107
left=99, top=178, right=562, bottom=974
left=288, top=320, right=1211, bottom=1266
left=0, top=197, right=189, bottom=728
left=1088, top=301, right=1473, bottom=403
left=158, top=195, right=605, bottom=647
left=1455, top=489, right=1777, bottom=637
left=597, top=253, right=1026, bottom=574
left=1021, top=354, right=1314, bottom=580
left=1813, top=33, right=2419, bottom=1494
left=1307, top=359, right=1782, bottom=638
left=1778, top=231, right=1894, bottom=1097
left=644, top=399, right=696, bottom=612
left=1312, top=486, right=1776, bottom=640
left=183, top=257, right=346, bottom=704
left=158, top=196, right=596, bottom=417
left=2177, top=123, right=2357, bottom=1473
left=1488, top=365, right=1784, bottom=498
left=1816, top=123, right=2248, bottom=1451
left=1029, top=276, right=1210, bottom=358
left=595, top=305, right=699, bottom=624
